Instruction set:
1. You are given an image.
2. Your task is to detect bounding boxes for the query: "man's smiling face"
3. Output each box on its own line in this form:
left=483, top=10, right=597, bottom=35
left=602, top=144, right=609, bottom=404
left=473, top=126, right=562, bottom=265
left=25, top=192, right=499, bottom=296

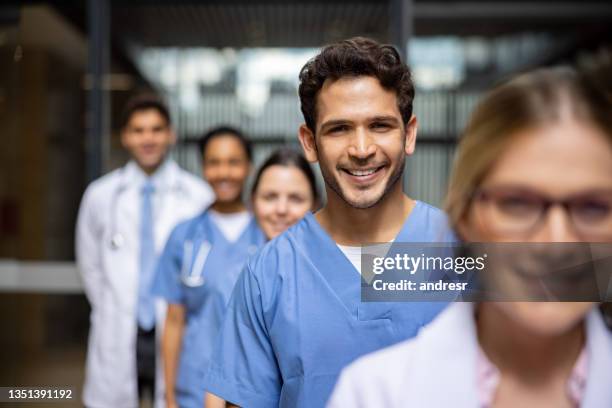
left=300, top=75, right=417, bottom=209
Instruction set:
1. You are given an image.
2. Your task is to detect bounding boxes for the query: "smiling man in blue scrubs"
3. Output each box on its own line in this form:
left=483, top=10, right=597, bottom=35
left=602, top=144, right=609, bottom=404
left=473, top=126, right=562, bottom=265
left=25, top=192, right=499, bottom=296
left=204, top=37, right=454, bottom=408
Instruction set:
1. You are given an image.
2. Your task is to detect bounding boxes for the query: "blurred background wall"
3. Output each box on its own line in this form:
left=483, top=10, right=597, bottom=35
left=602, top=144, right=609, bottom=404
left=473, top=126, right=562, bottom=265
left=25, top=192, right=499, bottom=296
left=0, top=0, right=611, bottom=404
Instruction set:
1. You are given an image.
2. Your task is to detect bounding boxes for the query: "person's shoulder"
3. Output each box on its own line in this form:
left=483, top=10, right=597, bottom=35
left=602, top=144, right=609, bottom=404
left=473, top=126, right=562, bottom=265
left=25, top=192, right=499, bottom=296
left=241, top=218, right=310, bottom=310
left=174, top=164, right=211, bottom=193
left=413, top=200, right=457, bottom=242
left=415, top=200, right=449, bottom=221
left=176, top=166, right=204, bottom=188
left=247, top=217, right=308, bottom=278
left=169, top=211, right=206, bottom=240
left=82, top=167, right=123, bottom=204
left=89, top=167, right=122, bottom=189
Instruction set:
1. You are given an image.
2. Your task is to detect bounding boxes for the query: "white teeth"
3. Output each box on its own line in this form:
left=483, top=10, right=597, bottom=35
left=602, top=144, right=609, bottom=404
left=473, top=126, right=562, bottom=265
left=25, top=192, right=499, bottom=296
left=348, top=168, right=377, bottom=176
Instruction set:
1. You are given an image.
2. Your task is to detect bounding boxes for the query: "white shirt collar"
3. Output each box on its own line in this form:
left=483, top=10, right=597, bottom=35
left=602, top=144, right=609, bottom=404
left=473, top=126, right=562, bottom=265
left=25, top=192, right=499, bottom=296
left=123, top=157, right=178, bottom=191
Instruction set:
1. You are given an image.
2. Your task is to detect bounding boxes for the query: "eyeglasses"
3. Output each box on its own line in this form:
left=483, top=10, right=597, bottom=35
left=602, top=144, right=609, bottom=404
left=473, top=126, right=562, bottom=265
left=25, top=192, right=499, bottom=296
left=471, top=187, right=612, bottom=240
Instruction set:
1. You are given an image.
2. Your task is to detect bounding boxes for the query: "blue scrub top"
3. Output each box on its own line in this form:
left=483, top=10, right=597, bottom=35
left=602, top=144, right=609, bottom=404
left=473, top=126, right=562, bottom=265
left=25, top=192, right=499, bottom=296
left=204, top=201, right=456, bottom=408
left=153, top=209, right=266, bottom=408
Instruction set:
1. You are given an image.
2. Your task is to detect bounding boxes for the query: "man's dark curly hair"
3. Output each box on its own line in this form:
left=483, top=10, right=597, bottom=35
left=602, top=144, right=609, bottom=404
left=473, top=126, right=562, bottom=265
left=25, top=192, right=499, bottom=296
left=298, top=37, right=415, bottom=133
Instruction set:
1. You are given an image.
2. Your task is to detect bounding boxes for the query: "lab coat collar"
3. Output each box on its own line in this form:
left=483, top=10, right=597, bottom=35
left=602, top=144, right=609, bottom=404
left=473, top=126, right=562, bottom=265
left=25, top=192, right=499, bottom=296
left=408, top=302, right=480, bottom=407
left=408, top=303, right=612, bottom=407
left=122, top=157, right=181, bottom=192
left=583, top=305, right=612, bottom=406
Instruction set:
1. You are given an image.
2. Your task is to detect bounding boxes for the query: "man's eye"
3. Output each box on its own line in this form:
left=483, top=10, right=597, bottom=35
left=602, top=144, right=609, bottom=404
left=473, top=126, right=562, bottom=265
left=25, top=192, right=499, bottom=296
left=371, top=123, right=391, bottom=130
left=329, top=125, right=349, bottom=133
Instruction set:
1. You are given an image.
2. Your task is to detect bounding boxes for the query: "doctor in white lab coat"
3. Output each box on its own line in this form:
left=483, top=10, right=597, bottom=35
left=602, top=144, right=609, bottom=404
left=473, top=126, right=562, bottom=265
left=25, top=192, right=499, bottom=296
left=76, top=94, right=213, bottom=408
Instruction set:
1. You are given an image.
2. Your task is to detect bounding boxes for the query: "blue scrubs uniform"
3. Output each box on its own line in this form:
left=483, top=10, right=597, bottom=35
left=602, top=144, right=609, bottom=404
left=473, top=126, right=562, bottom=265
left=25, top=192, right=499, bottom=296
left=153, top=209, right=266, bottom=408
left=204, top=201, right=456, bottom=407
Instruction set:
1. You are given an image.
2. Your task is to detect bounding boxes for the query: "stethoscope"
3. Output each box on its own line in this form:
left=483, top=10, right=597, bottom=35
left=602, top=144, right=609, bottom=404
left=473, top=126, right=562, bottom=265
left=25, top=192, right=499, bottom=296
left=109, top=181, right=128, bottom=250
left=108, top=167, right=187, bottom=251
left=180, top=211, right=260, bottom=288
left=181, top=240, right=210, bottom=287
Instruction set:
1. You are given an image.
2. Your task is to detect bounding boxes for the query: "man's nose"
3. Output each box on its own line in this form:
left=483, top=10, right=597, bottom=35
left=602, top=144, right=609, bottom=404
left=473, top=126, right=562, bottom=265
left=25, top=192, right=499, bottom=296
left=347, top=128, right=376, bottom=160
left=142, top=129, right=157, bottom=142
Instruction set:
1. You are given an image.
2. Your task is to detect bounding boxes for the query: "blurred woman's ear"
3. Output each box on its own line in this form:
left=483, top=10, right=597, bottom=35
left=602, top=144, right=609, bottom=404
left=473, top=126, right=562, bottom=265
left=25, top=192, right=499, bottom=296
left=455, top=211, right=476, bottom=242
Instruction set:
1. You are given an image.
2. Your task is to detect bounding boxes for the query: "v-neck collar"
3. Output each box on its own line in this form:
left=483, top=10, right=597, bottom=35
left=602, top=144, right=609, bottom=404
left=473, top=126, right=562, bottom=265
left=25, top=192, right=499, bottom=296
left=200, top=209, right=261, bottom=248
left=295, top=201, right=425, bottom=319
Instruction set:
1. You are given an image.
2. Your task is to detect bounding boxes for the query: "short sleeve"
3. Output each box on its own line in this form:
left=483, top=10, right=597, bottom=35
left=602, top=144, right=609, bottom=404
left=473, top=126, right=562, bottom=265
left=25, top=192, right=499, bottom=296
left=152, top=224, right=185, bottom=304
left=203, top=262, right=282, bottom=408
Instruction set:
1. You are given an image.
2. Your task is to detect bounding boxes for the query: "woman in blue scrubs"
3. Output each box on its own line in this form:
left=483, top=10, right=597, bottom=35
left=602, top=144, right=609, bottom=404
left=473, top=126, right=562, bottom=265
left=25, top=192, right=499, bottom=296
left=153, top=127, right=265, bottom=408
left=205, top=148, right=319, bottom=408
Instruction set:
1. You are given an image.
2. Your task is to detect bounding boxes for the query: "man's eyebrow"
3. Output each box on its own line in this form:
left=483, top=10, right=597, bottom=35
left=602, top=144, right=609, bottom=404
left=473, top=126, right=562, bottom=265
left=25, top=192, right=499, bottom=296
left=370, top=115, right=400, bottom=123
left=320, top=119, right=352, bottom=130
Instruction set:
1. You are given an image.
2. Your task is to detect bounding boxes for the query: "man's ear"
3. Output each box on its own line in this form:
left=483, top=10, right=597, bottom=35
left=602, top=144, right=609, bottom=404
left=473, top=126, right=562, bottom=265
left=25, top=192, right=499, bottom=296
left=168, top=128, right=177, bottom=145
left=120, top=128, right=128, bottom=149
left=298, top=124, right=319, bottom=163
left=404, top=115, right=418, bottom=156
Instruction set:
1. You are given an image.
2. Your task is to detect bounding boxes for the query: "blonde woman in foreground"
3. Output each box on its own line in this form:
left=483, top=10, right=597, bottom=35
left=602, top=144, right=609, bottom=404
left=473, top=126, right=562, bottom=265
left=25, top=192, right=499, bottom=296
left=328, top=67, right=612, bottom=408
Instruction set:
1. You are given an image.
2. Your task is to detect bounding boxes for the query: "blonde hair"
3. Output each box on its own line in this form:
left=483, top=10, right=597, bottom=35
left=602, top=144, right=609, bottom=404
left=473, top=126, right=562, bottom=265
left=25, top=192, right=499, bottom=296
left=445, top=67, right=612, bottom=229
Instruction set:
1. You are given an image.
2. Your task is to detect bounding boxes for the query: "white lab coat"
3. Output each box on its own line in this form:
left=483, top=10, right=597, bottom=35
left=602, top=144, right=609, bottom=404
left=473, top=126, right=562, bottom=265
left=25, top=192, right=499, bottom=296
left=76, top=159, right=213, bottom=408
left=329, top=302, right=612, bottom=408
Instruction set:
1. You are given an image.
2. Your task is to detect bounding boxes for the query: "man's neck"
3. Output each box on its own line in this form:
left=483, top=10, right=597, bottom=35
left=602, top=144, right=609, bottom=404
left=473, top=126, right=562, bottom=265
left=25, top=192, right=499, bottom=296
left=315, top=182, right=415, bottom=245
left=134, top=158, right=166, bottom=176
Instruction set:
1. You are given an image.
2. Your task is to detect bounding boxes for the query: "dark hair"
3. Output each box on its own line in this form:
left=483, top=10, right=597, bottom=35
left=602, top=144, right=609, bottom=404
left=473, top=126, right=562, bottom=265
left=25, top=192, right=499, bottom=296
left=121, top=93, right=171, bottom=129
left=197, top=126, right=253, bottom=161
left=251, top=148, right=319, bottom=204
left=298, top=36, right=415, bottom=133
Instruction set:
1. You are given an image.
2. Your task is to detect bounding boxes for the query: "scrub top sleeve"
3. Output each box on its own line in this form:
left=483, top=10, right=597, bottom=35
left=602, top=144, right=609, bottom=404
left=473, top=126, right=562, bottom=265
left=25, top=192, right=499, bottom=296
left=204, top=263, right=282, bottom=408
left=151, top=225, right=184, bottom=304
